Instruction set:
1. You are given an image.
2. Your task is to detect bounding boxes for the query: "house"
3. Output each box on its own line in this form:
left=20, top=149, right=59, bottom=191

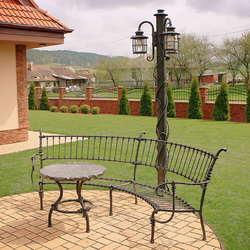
left=0, top=0, right=73, bottom=145
left=75, top=69, right=97, bottom=83
left=27, top=63, right=88, bottom=89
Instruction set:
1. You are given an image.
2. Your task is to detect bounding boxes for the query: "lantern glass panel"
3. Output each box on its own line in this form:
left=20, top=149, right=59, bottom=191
left=132, top=38, right=147, bottom=54
left=163, top=32, right=179, bottom=54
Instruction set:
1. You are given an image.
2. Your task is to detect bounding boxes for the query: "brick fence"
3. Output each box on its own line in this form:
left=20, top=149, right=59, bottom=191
left=36, top=86, right=247, bottom=123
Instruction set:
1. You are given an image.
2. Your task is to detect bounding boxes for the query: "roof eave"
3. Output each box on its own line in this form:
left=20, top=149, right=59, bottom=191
left=0, top=21, right=73, bottom=34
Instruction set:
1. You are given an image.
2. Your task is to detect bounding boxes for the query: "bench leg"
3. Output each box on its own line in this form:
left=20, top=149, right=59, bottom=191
left=150, top=211, right=157, bottom=244
left=109, top=187, right=113, bottom=216
left=39, top=181, right=44, bottom=210
left=198, top=211, right=206, bottom=240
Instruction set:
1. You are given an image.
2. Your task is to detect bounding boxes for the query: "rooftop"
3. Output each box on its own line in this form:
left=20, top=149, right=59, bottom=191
left=27, top=65, right=87, bottom=82
left=0, top=0, right=72, bottom=32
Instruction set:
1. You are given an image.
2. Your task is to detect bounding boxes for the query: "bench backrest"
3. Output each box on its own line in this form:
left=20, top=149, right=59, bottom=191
left=39, top=130, right=225, bottom=184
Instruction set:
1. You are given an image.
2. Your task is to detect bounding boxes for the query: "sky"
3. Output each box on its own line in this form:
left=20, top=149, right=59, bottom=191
left=35, top=0, right=250, bottom=57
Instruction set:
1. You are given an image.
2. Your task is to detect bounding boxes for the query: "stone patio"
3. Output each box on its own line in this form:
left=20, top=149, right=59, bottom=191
left=0, top=190, right=222, bottom=250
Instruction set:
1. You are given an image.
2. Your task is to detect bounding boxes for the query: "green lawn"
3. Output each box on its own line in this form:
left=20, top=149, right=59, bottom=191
left=0, top=111, right=249, bottom=249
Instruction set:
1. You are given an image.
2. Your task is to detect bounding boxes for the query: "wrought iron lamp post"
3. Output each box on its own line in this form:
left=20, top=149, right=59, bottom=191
left=131, top=9, right=180, bottom=184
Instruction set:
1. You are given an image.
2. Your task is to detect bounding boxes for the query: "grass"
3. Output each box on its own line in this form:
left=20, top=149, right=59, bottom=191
left=1, top=110, right=249, bottom=249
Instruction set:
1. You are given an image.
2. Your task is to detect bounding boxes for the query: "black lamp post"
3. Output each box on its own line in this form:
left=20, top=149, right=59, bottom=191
left=131, top=9, right=180, bottom=184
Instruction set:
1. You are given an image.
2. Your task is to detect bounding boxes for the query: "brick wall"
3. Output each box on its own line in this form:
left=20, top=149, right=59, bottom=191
left=44, top=86, right=247, bottom=123
left=0, top=45, right=29, bottom=145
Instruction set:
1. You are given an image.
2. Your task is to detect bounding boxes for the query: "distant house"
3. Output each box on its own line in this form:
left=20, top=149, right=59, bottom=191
left=0, top=0, right=73, bottom=145
left=27, top=63, right=88, bottom=89
left=76, top=69, right=97, bottom=83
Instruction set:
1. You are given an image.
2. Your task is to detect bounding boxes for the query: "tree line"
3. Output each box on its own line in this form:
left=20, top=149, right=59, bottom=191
left=27, top=49, right=108, bottom=68
left=96, top=32, right=250, bottom=88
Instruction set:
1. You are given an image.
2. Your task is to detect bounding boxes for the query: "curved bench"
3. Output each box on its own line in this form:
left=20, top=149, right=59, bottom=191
left=31, top=129, right=226, bottom=243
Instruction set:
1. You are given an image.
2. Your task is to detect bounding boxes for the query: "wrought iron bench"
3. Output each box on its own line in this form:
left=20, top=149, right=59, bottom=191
left=31, top=129, right=226, bottom=243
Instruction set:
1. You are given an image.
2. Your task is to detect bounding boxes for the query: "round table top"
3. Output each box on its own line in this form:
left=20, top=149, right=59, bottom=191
left=39, top=162, right=106, bottom=182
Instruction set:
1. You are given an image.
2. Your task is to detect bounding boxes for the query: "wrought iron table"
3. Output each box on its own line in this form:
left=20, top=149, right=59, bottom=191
left=39, top=162, right=106, bottom=232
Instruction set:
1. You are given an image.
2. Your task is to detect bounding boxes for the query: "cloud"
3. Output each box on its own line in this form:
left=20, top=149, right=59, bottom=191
left=34, top=0, right=250, bottom=56
left=57, top=0, right=174, bottom=10
left=186, top=0, right=250, bottom=18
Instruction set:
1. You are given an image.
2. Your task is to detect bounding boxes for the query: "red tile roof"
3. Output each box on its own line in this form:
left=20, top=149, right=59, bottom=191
left=0, top=0, right=72, bottom=32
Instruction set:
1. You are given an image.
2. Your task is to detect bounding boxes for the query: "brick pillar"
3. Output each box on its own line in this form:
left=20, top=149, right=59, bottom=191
left=35, top=87, right=42, bottom=109
left=16, top=45, right=29, bottom=140
left=58, top=87, right=66, bottom=108
left=155, top=86, right=158, bottom=102
left=16, top=45, right=29, bottom=128
left=118, top=86, right=123, bottom=103
left=199, top=87, right=208, bottom=105
left=35, top=87, right=42, bottom=98
left=86, top=87, right=94, bottom=101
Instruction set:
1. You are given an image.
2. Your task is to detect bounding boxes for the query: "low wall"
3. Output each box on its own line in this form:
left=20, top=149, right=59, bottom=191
left=36, top=86, right=247, bottom=123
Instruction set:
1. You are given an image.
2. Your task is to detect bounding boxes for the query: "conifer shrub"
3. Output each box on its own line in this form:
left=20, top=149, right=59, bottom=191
left=139, top=80, right=154, bottom=116
left=80, top=104, right=90, bottom=114
left=60, top=106, right=68, bottom=113
left=187, top=77, right=203, bottom=119
left=119, top=85, right=130, bottom=115
left=70, top=105, right=79, bottom=113
left=50, top=106, right=58, bottom=112
left=167, top=78, right=176, bottom=117
left=28, top=82, right=37, bottom=110
left=212, top=77, right=230, bottom=121
left=91, top=107, right=100, bottom=115
left=245, top=87, right=250, bottom=122
left=39, top=86, right=50, bottom=110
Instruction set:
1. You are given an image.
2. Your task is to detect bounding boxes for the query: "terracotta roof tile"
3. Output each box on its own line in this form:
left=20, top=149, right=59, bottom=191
left=0, top=0, right=71, bottom=32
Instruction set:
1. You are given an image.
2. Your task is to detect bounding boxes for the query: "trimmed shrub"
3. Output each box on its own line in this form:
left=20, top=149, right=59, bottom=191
left=28, top=82, right=37, bottom=110
left=50, top=106, right=58, bottom=112
left=188, top=77, right=203, bottom=119
left=70, top=105, right=79, bottom=114
left=91, top=107, right=100, bottom=115
left=212, top=77, right=230, bottom=121
left=167, top=78, right=176, bottom=118
left=39, top=86, right=50, bottom=110
left=119, top=85, right=130, bottom=115
left=246, top=87, right=250, bottom=122
left=60, top=106, right=68, bottom=113
left=139, top=80, right=154, bottom=116
left=80, top=104, right=90, bottom=114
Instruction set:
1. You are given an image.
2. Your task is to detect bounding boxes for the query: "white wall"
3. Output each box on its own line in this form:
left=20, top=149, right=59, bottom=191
left=0, top=44, right=19, bottom=131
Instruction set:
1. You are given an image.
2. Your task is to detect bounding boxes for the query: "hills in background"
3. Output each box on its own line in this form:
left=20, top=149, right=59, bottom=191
left=26, top=49, right=109, bottom=69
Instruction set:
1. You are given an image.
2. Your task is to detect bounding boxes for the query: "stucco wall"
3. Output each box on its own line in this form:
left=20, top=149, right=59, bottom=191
left=0, top=44, right=19, bottom=131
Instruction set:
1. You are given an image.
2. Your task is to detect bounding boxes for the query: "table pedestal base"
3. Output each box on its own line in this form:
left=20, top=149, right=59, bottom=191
left=48, top=180, right=93, bottom=233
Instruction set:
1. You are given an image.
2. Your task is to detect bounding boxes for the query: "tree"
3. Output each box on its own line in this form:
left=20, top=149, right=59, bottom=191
left=220, top=32, right=250, bottom=88
left=139, top=80, right=154, bottom=116
left=39, top=86, right=50, bottom=110
left=192, top=36, right=214, bottom=85
left=167, top=33, right=214, bottom=87
left=187, top=77, right=203, bottom=119
left=167, top=78, right=176, bottom=117
left=168, top=33, right=197, bottom=87
left=129, top=56, right=143, bottom=86
left=212, top=77, right=230, bottom=121
left=119, top=85, right=130, bottom=115
left=216, top=44, right=241, bottom=86
left=96, top=56, right=129, bottom=86
left=246, top=88, right=250, bottom=122
left=28, top=82, right=37, bottom=110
